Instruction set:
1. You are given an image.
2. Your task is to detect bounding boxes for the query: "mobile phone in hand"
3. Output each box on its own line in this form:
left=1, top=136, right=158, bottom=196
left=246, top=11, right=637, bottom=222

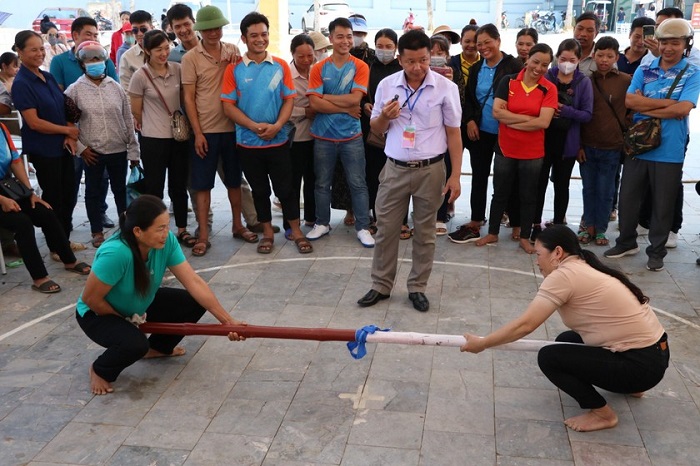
left=643, top=25, right=655, bottom=40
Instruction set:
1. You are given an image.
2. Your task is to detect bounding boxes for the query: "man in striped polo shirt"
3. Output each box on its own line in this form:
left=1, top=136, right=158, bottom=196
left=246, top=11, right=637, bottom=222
left=221, top=12, right=311, bottom=255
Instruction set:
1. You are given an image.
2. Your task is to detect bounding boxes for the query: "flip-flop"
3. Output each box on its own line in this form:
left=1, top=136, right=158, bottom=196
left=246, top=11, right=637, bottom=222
left=32, top=279, right=61, bottom=294
left=65, top=261, right=91, bottom=275
left=436, top=222, right=447, bottom=236
left=294, top=237, right=313, bottom=254
left=233, top=228, right=259, bottom=243
left=177, top=230, right=197, bottom=248
left=192, top=240, right=211, bottom=257
left=257, top=237, right=274, bottom=254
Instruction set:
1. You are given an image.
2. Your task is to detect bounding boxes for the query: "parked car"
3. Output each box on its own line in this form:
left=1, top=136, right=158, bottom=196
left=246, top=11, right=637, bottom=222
left=301, top=2, right=353, bottom=35
left=32, top=7, right=91, bottom=33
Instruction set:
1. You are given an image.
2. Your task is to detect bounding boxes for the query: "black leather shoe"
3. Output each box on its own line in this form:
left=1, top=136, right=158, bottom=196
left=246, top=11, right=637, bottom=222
left=102, top=214, right=115, bottom=228
left=408, top=292, right=429, bottom=312
left=357, top=289, right=390, bottom=307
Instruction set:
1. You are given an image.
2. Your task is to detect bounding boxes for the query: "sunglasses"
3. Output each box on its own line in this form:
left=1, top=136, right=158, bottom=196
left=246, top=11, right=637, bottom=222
left=131, top=26, right=149, bottom=34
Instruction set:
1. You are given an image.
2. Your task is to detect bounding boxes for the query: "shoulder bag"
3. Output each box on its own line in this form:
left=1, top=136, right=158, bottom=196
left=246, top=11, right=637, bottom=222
left=623, top=64, right=689, bottom=158
left=141, top=67, right=192, bottom=142
left=0, top=129, right=32, bottom=201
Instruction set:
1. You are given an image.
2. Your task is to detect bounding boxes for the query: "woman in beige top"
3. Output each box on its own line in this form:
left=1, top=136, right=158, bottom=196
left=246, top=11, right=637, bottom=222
left=461, top=225, right=669, bottom=433
left=129, top=30, right=195, bottom=249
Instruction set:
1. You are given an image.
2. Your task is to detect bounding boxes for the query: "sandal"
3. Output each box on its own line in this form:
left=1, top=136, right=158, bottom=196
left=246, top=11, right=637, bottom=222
left=511, top=227, right=521, bottom=241
left=257, top=237, right=274, bottom=254
left=65, top=261, right=91, bottom=275
left=400, top=224, right=412, bottom=240
left=594, top=233, right=609, bottom=246
left=285, top=229, right=294, bottom=241
left=91, top=232, right=105, bottom=248
left=70, top=241, right=86, bottom=252
left=177, top=230, right=197, bottom=248
left=294, top=237, right=313, bottom=254
left=577, top=231, right=591, bottom=244
left=436, top=222, right=448, bottom=236
left=32, top=279, right=61, bottom=294
left=192, top=240, right=211, bottom=257
left=344, top=212, right=355, bottom=226
left=233, top=228, right=259, bottom=243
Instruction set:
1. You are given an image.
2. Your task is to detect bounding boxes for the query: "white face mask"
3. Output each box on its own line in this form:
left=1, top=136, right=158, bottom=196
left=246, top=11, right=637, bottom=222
left=375, top=49, right=395, bottom=64
left=353, top=36, right=364, bottom=48
left=559, top=61, right=577, bottom=75
left=314, top=50, right=328, bottom=62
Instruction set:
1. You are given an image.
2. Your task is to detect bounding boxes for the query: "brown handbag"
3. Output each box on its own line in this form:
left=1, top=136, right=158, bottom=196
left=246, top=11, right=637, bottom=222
left=622, top=64, right=688, bottom=158
left=141, top=67, right=192, bottom=142
left=366, top=129, right=387, bottom=149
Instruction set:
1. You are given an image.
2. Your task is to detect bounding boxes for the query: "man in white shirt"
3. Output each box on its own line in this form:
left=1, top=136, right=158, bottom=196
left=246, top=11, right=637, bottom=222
left=357, top=30, right=462, bottom=312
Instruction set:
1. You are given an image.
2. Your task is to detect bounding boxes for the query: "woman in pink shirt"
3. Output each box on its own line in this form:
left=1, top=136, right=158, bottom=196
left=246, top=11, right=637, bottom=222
left=461, top=225, right=669, bottom=433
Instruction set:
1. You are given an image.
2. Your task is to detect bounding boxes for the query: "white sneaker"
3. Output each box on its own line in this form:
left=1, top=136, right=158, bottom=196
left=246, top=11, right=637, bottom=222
left=636, top=225, right=649, bottom=236
left=307, top=224, right=330, bottom=240
left=357, top=229, right=375, bottom=248
left=666, top=231, right=678, bottom=248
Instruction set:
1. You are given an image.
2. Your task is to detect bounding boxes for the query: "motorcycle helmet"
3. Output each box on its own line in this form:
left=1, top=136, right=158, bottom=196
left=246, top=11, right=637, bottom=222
left=655, top=18, right=694, bottom=55
left=75, top=41, right=108, bottom=63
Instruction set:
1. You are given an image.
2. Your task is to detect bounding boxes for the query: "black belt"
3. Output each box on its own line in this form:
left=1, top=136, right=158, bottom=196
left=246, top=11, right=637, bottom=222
left=387, top=154, right=444, bottom=168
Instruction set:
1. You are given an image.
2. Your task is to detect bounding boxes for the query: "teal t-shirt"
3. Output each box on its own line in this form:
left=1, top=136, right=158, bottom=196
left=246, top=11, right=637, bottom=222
left=76, top=231, right=186, bottom=317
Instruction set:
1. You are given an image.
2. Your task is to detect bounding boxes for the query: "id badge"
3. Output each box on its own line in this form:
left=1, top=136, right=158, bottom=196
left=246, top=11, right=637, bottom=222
left=402, top=124, right=416, bottom=149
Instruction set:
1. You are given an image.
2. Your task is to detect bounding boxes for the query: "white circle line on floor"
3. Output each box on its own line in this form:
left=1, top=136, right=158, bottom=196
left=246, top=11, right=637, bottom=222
left=1, top=257, right=698, bottom=343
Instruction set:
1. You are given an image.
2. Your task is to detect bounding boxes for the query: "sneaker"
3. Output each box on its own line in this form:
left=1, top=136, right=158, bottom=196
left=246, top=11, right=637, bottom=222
left=448, top=224, right=481, bottom=244
left=646, top=257, right=664, bottom=271
left=636, top=225, right=649, bottom=236
left=604, top=245, right=640, bottom=258
left=307, top=224, right=330, bottom=240
left=357, top=229, right=375, bottom=248
left=666, top=231, right=678, bottom=248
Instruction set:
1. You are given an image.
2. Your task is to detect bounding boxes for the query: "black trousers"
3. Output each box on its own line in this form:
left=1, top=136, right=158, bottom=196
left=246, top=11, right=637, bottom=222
left=289, top=139, right=316, bottom=227
left=534, top=148, right=577, bottom=225
left=140, top=136, right=190, bottom=228
left=436, top=153, right=452, bottom=223
left=76, top=287, right=206, bottom=382
left=238, top=143, right=300, bottom=224
left=0, top=199, right=76, bottom=279
left=365, top=142, right=387, bottom=223
left=468, top=131, right=498, bottom=223
left=29, top=153, right=76, bottom=238
left=639, top=182, right=683, bottom=233
left=538, top=331, right=669, bottom=409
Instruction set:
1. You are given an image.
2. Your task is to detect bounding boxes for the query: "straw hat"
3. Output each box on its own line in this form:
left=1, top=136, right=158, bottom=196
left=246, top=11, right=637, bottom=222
left=432, top=25, right=460, bottom=44
left=309, top=31, right=331, bottom=51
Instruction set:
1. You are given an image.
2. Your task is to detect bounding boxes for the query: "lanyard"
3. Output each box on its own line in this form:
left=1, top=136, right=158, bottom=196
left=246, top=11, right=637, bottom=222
left=403, top=87, right=424, bottom=120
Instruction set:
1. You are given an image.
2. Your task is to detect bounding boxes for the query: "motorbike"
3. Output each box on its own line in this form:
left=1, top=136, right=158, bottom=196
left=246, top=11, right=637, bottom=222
left=94, top=11, right=113, bottom=31
left=501, top=11, right=509, bottom=29
left=533, top=9, right=558, bottom=34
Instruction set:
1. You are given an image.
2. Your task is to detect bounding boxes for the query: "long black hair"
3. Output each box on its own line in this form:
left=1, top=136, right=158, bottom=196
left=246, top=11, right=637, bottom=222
left=119, top=195, right=167, bottom=296
left=537, top=225, right=649, bottom=304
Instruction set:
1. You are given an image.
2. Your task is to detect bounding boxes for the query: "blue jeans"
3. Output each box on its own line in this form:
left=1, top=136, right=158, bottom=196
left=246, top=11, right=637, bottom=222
left=580, top=147, right=620, bottom=234
left=313, top=137, right=370, bottom=230
left=85, top=152, right=127, bottom=233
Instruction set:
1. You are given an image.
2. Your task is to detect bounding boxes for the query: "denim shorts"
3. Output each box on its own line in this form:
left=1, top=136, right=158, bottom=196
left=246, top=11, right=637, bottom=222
left=190, top=132, right=242, bottom=190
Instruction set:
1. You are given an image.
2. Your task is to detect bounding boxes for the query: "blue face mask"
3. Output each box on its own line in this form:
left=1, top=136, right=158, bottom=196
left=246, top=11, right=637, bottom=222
left=85, top=61, right=106, bottom=78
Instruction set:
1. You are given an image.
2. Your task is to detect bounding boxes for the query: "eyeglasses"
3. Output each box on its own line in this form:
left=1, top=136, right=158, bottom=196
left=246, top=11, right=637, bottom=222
left=48, top=33, right=58, bottom=38
left=131, top=26, right=149, bottom=34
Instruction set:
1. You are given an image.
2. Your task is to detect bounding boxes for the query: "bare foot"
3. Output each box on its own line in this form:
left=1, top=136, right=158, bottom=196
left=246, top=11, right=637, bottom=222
left=519, top=238, right=535, bottom=254
left=89, top=365, right=114, bottom=395
left=511, top=227, right=521, bottom=241
left=564, top=405, right=618, bottom=432
left=143, top=346, right=186, bottom=359
left=629, top=392, right=645, bottom=398
left=475, top=234, right=499, bottom=247
left=466, top=220, right=485, bottom=229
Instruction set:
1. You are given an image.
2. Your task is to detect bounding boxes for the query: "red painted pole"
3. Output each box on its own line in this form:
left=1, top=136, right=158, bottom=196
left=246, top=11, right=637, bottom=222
left=139, top=322, right=357, bottom=342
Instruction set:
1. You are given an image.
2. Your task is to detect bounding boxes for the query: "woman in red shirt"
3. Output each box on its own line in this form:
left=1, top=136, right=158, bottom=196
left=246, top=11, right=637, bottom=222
left=475, top=43, right=558, bottom=253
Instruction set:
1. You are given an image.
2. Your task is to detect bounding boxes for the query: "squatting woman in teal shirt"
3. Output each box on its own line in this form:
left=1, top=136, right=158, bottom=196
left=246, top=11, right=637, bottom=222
left=76, top=195, right=246, bottom=395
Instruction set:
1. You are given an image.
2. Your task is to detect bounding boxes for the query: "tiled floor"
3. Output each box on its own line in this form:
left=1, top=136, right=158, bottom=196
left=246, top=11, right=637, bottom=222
left=1, top=120, right=700, bottom=465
